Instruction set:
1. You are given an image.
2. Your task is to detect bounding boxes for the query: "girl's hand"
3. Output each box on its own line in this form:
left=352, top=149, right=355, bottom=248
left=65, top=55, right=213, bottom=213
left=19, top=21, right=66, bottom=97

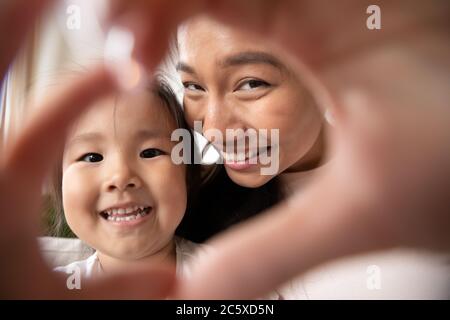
left=0, top=0, right=175, bottom=298
left=109, top=0, right=450, bottom=298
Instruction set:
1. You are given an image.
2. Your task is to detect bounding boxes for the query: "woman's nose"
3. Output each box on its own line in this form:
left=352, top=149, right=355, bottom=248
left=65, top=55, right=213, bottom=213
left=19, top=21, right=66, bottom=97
left=203, top=99, right=241, bottom=143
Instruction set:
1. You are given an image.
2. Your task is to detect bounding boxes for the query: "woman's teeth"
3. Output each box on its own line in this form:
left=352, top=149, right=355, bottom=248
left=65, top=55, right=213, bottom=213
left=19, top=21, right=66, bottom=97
left=222, top=147, right=270, bottom=163
left=101, top=206, right=151, bottom=222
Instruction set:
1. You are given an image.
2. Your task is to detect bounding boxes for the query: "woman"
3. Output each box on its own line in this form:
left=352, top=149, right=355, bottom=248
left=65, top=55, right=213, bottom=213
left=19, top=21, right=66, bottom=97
left=179, top=17, right=325, bottom=189
left=175, top=17, right=329, bottom=242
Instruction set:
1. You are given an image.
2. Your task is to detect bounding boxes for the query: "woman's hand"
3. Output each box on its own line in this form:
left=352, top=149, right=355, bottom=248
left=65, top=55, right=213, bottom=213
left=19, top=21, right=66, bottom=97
left=109, top=0, right=450, bottom=298
left=0, top=0, right=175, bottom=298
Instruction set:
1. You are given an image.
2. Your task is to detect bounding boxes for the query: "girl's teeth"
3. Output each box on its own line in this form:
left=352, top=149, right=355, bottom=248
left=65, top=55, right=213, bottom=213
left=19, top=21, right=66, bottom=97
left=105, top=207, right=150, bottom=222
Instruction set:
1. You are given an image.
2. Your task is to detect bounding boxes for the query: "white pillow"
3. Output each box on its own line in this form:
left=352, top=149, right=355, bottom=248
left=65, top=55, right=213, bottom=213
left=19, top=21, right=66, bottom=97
left=280, top=248, right=450, bottom=299
left=38, top=236, right=94, bottom=268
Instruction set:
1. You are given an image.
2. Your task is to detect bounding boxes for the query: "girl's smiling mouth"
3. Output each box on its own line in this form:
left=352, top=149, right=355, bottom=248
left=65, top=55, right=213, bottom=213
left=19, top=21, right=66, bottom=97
left=99, top=205, right=152, bottom=224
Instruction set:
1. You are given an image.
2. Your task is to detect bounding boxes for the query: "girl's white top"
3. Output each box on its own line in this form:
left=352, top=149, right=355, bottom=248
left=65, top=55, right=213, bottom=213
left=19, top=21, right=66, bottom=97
left=54, top=237, right=205, bottom=279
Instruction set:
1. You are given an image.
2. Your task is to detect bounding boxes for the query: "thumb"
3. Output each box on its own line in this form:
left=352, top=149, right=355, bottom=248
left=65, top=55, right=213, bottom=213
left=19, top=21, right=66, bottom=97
left=62, top=264, right=176, bottom=299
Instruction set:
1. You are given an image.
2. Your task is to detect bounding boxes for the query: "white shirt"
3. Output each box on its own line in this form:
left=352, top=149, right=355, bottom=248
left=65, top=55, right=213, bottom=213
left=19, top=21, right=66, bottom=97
left=54, top=237, right=204, bottom=278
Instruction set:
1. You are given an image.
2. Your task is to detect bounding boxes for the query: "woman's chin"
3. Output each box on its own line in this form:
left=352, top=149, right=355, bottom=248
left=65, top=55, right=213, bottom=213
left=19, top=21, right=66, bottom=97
left=225, top=167, right=276, bottom=188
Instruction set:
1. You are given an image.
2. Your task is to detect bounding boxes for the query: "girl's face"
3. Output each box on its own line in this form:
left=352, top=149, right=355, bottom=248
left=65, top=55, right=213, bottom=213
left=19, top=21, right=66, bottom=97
left=62, top=91, right=186, bottom=260
left=178, top=18, right=323, bottom=188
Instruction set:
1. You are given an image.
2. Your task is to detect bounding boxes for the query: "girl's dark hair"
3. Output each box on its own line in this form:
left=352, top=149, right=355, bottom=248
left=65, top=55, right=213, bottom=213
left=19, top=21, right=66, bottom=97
left=44, top=80, right=200, bottom=237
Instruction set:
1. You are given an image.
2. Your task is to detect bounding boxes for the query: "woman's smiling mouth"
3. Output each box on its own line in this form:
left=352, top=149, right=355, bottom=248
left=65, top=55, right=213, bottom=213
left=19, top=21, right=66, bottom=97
left=222, top=146, right=272, bottom=170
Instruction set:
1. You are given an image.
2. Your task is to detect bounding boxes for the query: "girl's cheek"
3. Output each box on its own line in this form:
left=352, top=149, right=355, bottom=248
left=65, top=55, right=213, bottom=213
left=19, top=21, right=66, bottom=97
left=158, top=165, right=187, bottom=206
left=62, top=170, right=98, bottom=212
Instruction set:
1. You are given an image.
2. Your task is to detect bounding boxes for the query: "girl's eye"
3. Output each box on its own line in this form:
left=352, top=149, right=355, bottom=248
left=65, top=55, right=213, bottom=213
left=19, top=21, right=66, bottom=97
left=183, top=82, right=205, bottom=92
left=140, top=148, right=164, bottom=159
left=236, top=79, right=270, bottom=91
left=78, top=153, right=103, bottom=163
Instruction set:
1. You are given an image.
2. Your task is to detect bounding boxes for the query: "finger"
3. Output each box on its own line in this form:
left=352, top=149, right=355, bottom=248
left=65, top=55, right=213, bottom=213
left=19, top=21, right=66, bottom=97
left=6, top=263, right=176, bottom=299
left=107, top=0, right=205, bottom=71
left=119, top=10, right=175, bottom=72
left=0, top=0, right=55, bottom=77
left=2, top=67, right=116, bottom=187
left=206, top=0, right=447, bottom=67
left=175, top=169, right=393, bottom=299
left=106, top=2, right=169, bottom=72
left=65, top=265, right=176, bottom=299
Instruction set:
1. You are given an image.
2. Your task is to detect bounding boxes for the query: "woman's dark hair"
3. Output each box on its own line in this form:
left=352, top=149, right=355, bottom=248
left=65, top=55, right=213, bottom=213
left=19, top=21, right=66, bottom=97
left=44, top=80, right=200, bottom=237
left=176, top=166, right=283, bottom=242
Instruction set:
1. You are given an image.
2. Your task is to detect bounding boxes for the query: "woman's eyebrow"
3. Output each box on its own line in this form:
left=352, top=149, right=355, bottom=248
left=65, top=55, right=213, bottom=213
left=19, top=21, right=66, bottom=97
left=176, top=62, right=196, bottom=74
left=176, top=51, right=285, bottom=73
left=220, top=51, right=285, bottom=70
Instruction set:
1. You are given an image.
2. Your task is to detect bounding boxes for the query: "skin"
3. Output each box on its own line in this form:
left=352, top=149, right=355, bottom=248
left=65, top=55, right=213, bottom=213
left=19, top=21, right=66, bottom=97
left=109, top=0, right=450, bottom=299
left=62, top=91, right=187, bottom=274
left=0, top=0, right=448, bottom=299
left=178, top=18, right=324, bottom=188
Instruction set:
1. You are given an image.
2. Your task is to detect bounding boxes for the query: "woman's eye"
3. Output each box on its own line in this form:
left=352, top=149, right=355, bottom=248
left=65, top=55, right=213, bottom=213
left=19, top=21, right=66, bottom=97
left=236, top=79, right=270, bottom=91
left=183, top=82, right=205, bottom=92
left=78, top=153, right=103, bottom=163
left=140, top=148, right=164, bottom=159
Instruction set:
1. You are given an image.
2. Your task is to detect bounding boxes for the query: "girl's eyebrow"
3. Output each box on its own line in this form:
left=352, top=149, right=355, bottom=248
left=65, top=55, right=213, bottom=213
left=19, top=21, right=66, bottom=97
left=66, top=129, right=169, bottom=151
left=135, top=129, right=168, bottom=140
left=66, top=132, right=103, bottom=148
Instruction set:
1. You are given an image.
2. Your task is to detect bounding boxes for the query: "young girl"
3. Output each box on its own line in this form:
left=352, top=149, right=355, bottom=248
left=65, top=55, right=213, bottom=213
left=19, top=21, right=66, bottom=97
left=49, top=81, right=203, bottom=279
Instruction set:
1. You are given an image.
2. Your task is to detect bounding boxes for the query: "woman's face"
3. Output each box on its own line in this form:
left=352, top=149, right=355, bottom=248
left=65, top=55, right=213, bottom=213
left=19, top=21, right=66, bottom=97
left=178, top=18, right=323, bottom=188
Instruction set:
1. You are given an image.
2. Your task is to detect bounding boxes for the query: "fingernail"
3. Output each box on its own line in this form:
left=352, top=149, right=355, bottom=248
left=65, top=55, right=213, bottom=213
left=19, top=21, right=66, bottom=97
left=324, top=109, right=336, bottom=127
left=104, top=26, right=148, bottom=92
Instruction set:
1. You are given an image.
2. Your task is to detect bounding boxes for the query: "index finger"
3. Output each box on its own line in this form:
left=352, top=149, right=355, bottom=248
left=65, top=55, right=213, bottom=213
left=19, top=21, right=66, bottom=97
left=175, top=169, right=392, bottom=299
left=2, top=67, right=116, bottom=186
left=0, top=0, right=55, bottom=77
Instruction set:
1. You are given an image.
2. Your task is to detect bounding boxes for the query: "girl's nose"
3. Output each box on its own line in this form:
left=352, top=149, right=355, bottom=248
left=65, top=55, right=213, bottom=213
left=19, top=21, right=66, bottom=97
left=104, top=158, right=142, bottom=192
left=106, top=177, right=141, bottom=192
